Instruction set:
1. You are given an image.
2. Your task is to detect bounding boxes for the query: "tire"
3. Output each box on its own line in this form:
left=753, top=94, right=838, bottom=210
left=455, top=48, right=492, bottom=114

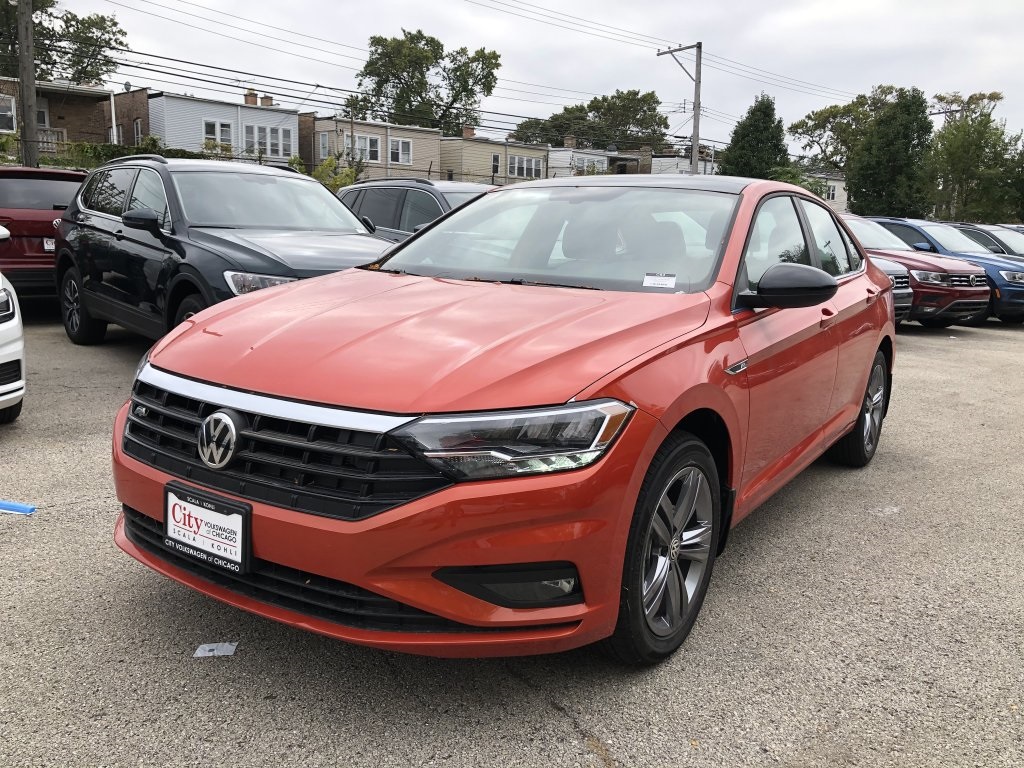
left=918, top=318, right=955, bottom=329
left=828, top=350, right=888, bottom=467
left=172, top=294, right=207, bottom=327
left=0, top=400, right=22, bottom=425
left=997, top=314, right=1024, bottom=325
left=60, top=267, right=107, bottom=345
left=603, top=432, right=721, bottom=665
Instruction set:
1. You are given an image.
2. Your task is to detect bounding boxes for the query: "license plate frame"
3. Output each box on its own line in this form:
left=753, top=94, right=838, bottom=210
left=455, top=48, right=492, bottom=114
left=164, top=482, right=251, bottom=575
left=42, top=237, right=55, bottom=252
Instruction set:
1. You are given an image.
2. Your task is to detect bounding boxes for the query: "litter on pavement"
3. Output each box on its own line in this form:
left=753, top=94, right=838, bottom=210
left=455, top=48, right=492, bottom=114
left=0, top=500, right=35, bottom=515
left=193, top=642, right=238, bottom=657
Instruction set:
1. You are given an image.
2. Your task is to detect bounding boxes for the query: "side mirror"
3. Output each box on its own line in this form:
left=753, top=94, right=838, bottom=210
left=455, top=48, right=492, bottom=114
left=0, top=225, right=9, bottom=242
left=988, top=245, right=1005, bottom=254
left=360, top=215, right=377, bottom=234
left=738, top=262, right=838, bottom=309
left=912, top=241, right=934, bottom=252
left=122, top=208, right=163, bottom=233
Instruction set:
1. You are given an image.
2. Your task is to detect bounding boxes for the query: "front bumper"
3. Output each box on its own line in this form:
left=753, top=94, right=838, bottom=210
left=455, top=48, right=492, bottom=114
left=909, top=284, right=990, bottom=320
left=0, top=288, right=25, bottom=411
left=892, top=288, right=913, bottom=322
left=992, top=284, right=1024, bottom=317
left=112, top=402, right=663, bottom=657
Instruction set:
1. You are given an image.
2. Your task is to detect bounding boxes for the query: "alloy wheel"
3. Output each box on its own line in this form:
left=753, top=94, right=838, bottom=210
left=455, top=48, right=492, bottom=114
left=641, top=466, right=714, bottom=638
left=63, top=277, right=81, bottom=334
left=862, top=363, right=885, bottom=454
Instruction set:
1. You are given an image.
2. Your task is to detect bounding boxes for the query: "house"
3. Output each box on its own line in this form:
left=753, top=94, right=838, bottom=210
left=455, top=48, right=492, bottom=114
left=808, top=172, right=849, bottom=213
left=302, top=116, right=442, bottom=179
left=0, top=76, right=112, bottom=152
left=111, top=89, right=300, bottom=161
left=441, top=126, right=549, bottom=184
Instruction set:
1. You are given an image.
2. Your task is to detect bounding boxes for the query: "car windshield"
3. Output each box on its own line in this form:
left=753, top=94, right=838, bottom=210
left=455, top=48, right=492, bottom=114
left=921, top=224, right=990, bottom=254
left=0, top=177, right=82, bottom=210
left=442, top=191, right=486, bottom=209
left=172, top=171, right=367, bottom=231
left=845, top=218, right=913, bottom=251
left=376, top=185, right=739, bottom=294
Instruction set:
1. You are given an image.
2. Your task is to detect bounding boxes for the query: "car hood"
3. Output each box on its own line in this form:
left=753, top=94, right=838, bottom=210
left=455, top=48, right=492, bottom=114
left=188, top=228, right=391, bottom=274
left=940, top=249, right=1024, bottom=273
left=867, top=255, right=907, bottom=276
left=864, top=247, right=986, bottom=275
left=151, top=269, right=711, bottom=413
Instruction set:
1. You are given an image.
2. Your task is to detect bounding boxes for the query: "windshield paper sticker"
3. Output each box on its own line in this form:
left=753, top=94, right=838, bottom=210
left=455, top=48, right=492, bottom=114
left=643, top=273, right=677, bottom=289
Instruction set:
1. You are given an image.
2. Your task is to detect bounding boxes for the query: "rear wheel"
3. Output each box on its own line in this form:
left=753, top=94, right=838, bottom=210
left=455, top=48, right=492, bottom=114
left=828, top=350, right=888, bottom=467
left=60, top=267, right=107, bottom=345
left=604, top=432, right=720, bottom=665
left=0, top=400, right=22, bottom=424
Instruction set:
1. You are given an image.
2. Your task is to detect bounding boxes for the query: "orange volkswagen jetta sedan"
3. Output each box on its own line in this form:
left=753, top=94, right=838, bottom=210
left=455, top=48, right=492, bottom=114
left=113, top=176, right=895, bottom=664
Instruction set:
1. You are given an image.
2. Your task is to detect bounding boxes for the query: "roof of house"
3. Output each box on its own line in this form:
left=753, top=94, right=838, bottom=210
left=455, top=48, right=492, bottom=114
left=312, top=117, right=441, bottom=135
left=0, top=76, right=110, bottom=99
left=147, top=91, right=298, bottom=114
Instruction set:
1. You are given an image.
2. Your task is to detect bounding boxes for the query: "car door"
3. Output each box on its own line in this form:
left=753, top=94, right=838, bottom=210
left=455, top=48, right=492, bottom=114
left=397, top=189, right=444, bottom=241
left=74, top=167, right=137, bottom=316
left=118, top=168, right=174, bottom=336
left=357, top=188, right=405, bottom=242
left=734, top=195, right=839, bottom=496
left=797, top=199, right=881, bottom=436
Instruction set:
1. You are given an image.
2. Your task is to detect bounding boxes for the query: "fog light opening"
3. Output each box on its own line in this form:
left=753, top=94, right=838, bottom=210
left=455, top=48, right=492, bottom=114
left=434, top=563, right=584, bottom=608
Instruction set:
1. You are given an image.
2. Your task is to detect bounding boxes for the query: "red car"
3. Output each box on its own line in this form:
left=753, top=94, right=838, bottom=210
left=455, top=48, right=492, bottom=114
left=0, top=167, right=87, bottom=296
left=113, top=176, right=895, bottom=664
left=842, top=215, right=989, bottom=327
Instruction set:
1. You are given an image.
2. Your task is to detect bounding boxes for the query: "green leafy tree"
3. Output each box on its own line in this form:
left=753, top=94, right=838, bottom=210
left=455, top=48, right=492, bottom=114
left=845, top=87, right=933, bottom=217
left=788, top=85, right=899, bottom=172
left=718, top=93, right=789, bottom=179
left=348, top=29, right=500, bottom=136
left=929, top=91, right=1021, bottom=222
left=767, top=164, right=829, bottom=197
left=0, top=2, right=128, bottom=83
left=511, top=90, right=668, bottom=150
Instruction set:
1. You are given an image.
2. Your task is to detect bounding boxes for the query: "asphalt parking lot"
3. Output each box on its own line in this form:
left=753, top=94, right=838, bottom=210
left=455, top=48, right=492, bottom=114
left=1, top=301, right=1022, bottom=768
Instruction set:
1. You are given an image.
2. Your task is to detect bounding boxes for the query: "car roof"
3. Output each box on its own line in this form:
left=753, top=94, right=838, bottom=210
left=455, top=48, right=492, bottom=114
left=347, top=178, right=495, bottom=192
left=0, top=165, right=86, bottom=179
left=98, top=157, right=307, bottom=177
left=511, top=174, right=759, bottom=193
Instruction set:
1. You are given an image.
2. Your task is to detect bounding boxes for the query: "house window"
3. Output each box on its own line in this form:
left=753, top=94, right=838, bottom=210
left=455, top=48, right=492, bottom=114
left=133, top=118, right=143, bottom=146
left=390, top=138, right=411, bottom=164
left=491, top=153, right=500, bottom=175
left=245, top=125, right=255, bottom=154
left=318, top=132, right=329, bottom=160
left=270, top=127, right=280, bottom=156
left=204, top=120, right=230, bottom=150
left=508, top=154, right=542, bottom=178
left=282, top=128, right=292, bottom=157
left=356, top=134, right=380, bottom=162
left=574, top=156, right=586, bottom=172
left=0, top=96, right=14, bottom=132
left=826, top=184, right=837, bottom=201
left=257, top=126, right=267, bottom=154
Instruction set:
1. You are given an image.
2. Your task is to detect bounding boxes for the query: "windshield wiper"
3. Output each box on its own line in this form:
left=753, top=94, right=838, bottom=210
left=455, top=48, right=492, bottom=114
left=501, top=278, right=602, bottom=290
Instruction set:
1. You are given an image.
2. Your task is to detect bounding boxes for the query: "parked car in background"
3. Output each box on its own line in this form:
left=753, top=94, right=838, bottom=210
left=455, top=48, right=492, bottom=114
left=55, top=155, right=391, bottom=345
left=113, top=175, right=895, bottom=664
left=869, top=217, right=1024, bottom=325
left=844, top=215, right=989, bottom=328
left=952, top=223, right=1024, bottom=257
left=869, top=255, right=913, bottom=324
left=0, top=166, right=87, bottom=297
left=0, top=227, right=25, bottom=425
left=339, top=178, right=495, bottom=242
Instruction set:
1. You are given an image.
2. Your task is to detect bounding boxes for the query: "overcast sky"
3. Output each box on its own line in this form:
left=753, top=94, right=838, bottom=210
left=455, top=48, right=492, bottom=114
left=76, top=0, right=1024, bottom=154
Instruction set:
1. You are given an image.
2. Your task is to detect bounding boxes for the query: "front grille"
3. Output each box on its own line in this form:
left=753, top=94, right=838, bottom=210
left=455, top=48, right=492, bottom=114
left=122, top=506, right=497, bottom=633
left=950, top=275, right=986, bottom=288
left=892, top=274, right=910, bottom=290
left=0, top=360, right=21, bottom=386
left=123, top=379, right=452, bottom=521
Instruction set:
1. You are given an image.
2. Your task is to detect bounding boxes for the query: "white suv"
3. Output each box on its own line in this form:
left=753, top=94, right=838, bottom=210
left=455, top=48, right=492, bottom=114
left=0, top=226, right=25, bottom=424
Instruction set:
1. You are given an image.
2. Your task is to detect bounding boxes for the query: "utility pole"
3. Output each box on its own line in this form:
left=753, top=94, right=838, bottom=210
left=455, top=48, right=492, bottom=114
left=658, top=42, right=701, bottom=175
left=16, top=0, right=38, bottom=167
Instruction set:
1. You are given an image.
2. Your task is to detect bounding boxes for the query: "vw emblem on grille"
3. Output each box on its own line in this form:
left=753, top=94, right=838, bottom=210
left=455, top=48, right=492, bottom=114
left=197, top=410, right=244, bottom=469
left=889, top=275, right=896, bottom=287
left=970, top=274, right=979, bottom=286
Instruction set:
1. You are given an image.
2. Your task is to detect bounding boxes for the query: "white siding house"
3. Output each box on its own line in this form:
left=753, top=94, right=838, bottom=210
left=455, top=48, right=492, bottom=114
left=547, top=148, right=610, bottom=177
left=145, top=92, right=299, bottom=161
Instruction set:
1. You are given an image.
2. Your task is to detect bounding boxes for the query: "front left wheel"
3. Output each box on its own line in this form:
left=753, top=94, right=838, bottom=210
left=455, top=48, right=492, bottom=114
left=604, top=432, right=720, bottom=665
left=828, top=349, right=888, bottom=467
left=0, top=400, right=22, bottom=424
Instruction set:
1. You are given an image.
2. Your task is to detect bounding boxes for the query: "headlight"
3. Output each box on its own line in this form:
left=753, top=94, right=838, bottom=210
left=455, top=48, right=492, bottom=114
left=133, top=347, right=152, bottom=381
left=0, top=288, right=14, bottom=323
left=223, top=271, right=297, bottom=295
left=391, top=399, right=634, bottom=480
left=998, top=270, right=1024, bottom=284
left=910, top=270, right=949, bottom=285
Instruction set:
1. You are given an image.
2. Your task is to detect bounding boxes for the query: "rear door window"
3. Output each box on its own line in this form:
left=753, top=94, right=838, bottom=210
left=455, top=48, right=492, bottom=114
left=0, top=176, right=83, bottom=210
left=358, top=188, right=403, bottom=230
left=798, top=199, right=852, bottom=276
left=399, top=189, right=443, bottom=232
left=84, top=168, right=137, bottom=217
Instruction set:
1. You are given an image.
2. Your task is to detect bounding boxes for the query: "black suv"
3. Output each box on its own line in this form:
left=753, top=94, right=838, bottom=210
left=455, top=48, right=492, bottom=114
left=56, top=155, right=390, bottom=344
left=339, top=178, right=494, bottom=243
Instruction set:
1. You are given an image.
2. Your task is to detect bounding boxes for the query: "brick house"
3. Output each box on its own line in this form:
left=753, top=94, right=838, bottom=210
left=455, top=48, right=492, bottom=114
left=0, top=76, right=112, bottom=152
left=108, top=87, right=151, bottom=147
left=302, top=115, right=442, bottom=179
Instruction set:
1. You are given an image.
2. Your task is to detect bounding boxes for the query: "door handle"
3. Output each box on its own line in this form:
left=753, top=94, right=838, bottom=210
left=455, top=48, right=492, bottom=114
left=866, top=287, right=878, bottom=305
left=820, top=307, right=837, bottom=329
left=114, top=229, right=125, bottom=240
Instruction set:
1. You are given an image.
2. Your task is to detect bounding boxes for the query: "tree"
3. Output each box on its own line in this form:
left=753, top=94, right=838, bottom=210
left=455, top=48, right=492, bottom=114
left=717, top=93, right=789, bottom=179
left=348, top=29, right=500, bottom=137
left=845, top=87, right=932, bottom=217
left=511, top=90, right=668, bottom=150
left=929, top=92, right=1021, bottom=222
left=0, top=2, right=127, bottom=83
left=788, top=85, right=899, bottom=172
